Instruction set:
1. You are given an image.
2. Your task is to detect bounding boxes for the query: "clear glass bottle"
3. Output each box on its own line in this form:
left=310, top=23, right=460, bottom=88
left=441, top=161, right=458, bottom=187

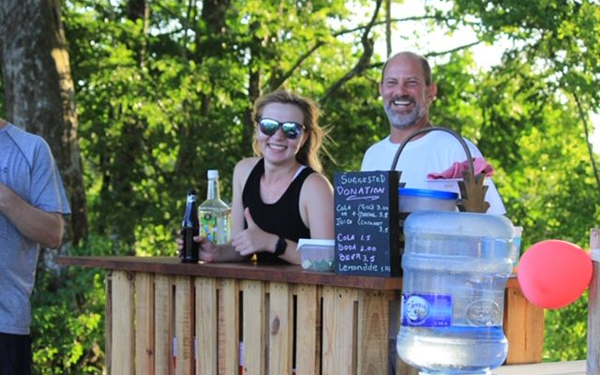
left=198, top=170, right=231, bottom=244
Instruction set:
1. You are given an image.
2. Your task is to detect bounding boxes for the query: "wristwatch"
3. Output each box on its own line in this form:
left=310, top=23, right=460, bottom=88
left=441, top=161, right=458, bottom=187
left=274, top=236, right=287, bottom=256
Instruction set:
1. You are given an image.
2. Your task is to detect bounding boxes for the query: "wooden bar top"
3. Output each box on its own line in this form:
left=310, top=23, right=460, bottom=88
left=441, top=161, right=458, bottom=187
left=56, top=256, right=521, bottom=291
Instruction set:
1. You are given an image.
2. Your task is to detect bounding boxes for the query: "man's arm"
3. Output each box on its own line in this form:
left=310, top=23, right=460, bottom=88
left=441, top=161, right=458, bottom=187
left=0, top=183, right=64, bottom=248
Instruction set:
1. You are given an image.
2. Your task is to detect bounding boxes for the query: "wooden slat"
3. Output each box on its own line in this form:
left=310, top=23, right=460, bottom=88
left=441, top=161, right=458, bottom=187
left=294, top=284, right=318, bottom=375
left=497, top=360, right=585, bottom=375
left=242, top=280, right=266, bottom=375
left=136, top=273, right=155, bottom=374
left=587, top=228, right=600, bottom=375
left=269, top=282, right=293, bottom=375
left=357, top=290, right=389, bottom=375
left=105, top=271, right=112, bottom=375
left=218, top=279, right=239, bottom=375
left=175, top=276, right=194, bottom=375
left=63, top=257, right=546, bottom=375
left=504, top=285, right=545, bottom=364
left=322, top=286, right=358, bottom=374
left=56, top=256, right=403, bottom=290
left=155, top=275, right=173, bottom=375
left=195, top=277, right=217, bottom=375
left=111, top=271, right=135, bottom=375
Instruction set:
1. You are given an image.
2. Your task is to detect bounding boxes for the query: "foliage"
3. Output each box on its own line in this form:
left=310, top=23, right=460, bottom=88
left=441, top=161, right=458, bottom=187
left=6, top=0, right=598, bottom=371
left=31, top=236, right=108, bottom=373
left=64, top=0, right=382, bottom=258
left=437, top=0, right=600, bottom=361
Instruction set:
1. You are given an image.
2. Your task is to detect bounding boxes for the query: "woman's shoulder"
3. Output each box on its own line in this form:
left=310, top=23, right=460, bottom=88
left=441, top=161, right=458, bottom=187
left=300, top=171, right=333, bottom=212
left=234, top=157, right=260, bottom=173
left=302, top=170, right=333, bottom=192
left=233, top=157, right=261, bottom=185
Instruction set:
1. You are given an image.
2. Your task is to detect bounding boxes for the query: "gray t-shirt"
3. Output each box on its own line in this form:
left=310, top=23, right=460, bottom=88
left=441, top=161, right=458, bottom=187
left=0, top=123, right=71, bottom=335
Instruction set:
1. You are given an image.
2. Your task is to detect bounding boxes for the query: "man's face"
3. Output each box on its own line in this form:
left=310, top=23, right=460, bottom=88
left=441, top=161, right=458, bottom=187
left=379, top=54, right=436, bottom=129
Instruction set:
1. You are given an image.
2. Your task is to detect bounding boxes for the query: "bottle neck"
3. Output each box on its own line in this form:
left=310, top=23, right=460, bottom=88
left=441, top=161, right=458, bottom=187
left=183, top=194, right=198, bottom=226
left=207, top=178, right=220, bottom=200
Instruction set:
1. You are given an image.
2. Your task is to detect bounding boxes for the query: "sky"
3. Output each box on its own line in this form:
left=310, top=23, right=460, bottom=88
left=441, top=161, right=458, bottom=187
left=353, top=0, right=600, bottom=151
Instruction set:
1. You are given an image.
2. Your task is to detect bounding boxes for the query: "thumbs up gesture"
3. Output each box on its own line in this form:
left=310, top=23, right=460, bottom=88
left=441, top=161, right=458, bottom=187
left=231, top=207, right=277, bottom=256
left=244, top=207, right=257, bottom=228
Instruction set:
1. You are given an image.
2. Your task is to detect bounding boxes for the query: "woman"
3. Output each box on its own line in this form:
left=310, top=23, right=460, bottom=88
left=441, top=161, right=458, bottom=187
left=194, top=90, right=334, bottom=264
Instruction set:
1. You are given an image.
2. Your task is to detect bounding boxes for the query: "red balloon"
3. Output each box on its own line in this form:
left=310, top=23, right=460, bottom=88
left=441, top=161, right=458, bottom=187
left=517, top=240, right=592, bottom=309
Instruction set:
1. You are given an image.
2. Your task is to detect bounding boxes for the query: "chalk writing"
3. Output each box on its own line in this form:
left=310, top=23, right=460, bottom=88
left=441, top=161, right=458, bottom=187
left=334, top=171, right=400, bottom=277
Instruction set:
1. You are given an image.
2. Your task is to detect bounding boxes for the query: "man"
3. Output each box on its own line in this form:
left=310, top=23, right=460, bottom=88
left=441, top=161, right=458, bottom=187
left=361, top=51, right=505, bottom=214
left=362, top=52, right=507, bottom=374
left=0, top=118, right=71, bottom=374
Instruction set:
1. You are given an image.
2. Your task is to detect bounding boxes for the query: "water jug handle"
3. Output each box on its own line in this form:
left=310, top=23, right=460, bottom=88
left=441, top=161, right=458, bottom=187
left=390, top=127, right=491, bottom=213
left=390, top=127, right=474, bottom=174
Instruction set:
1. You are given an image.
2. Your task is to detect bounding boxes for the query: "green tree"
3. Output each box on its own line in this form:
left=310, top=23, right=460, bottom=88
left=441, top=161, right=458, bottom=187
left=434, top=0, right=600, bottom=360
left=1, top=0, right=597, bottom=371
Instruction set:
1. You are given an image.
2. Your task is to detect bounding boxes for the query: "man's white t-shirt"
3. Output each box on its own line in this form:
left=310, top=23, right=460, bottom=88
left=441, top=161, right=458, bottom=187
left=361, top=131, right=506, bottom=215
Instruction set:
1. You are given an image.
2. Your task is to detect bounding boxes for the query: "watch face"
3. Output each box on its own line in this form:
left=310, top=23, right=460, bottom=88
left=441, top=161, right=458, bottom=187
left=276, top=237, right=287, bottom=255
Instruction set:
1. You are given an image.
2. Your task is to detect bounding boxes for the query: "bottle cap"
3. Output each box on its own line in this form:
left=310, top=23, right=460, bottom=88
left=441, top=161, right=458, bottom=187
left=207, top=169, right=219, bottom=179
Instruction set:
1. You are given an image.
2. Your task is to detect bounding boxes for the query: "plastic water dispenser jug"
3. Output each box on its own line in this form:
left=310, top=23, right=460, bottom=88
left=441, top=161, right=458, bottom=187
left=397, top=211, right=515, bottom=375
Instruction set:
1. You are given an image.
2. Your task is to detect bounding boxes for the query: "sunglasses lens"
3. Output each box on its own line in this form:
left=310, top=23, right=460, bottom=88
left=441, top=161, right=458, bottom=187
left=282, top=123, right=301, bottom=139
left=259, top=119, right=279, bottom=136
left=259, top=119, right=303, bottom=139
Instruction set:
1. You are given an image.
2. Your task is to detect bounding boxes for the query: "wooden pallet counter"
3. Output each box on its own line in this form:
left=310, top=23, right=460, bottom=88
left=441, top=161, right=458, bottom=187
left=56, top=256, right=544, bottom=375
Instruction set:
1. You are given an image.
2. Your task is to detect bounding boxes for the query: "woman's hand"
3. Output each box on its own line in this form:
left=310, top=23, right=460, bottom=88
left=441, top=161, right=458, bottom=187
left=231, top=208, right=276, bottom=256
left=197, top=236, right=219, bottom=262
left=176, top=232, right=219, bottom=262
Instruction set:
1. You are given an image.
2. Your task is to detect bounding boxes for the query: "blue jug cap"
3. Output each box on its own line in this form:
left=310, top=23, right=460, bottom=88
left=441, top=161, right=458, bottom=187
left=399, top=188, right=458, bottom=200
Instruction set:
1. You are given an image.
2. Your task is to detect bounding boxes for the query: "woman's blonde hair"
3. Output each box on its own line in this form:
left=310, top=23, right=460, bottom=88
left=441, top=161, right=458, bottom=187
left=252, top=90, right=327, bottom=173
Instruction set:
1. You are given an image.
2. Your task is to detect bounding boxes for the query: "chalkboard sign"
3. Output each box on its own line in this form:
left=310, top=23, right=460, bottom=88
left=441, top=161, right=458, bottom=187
left=334, top=171, right=400, bottom=277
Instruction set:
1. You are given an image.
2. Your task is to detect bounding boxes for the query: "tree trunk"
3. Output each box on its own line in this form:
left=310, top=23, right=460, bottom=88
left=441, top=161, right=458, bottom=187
left=386, top=0, right=392, bottom=59
left=0, top=0, right=88, bottom=246
left=175, top=0, right=233, bottom=175
left=126, top=0, right=150, bottom=67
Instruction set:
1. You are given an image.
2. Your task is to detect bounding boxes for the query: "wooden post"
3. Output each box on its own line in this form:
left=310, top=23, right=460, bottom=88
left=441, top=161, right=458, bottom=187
left=587, top=228, right=600, bottom=375
left=322, top=287, right=358, bottom=374
left=269, top=282, right=294, bottom=375
left=357, top=290, right=391, bottom=375
left=218, top=279, right=239, bottom=375
left=105, top=271, right=112, bottom=375
left=242, top=280, right=266, bottom=375
left=154, top=275, right=173, bottom=375
left=135, top=273, right=155, bottom=374
left=111, top=271, right=135, bottom=375
left=196, top=277, right=217, bottom=375
left=503, top=283, right=545, bottom=363
left=295, top=284, right=319, bottom=375
left=175, top=276, right=194, bottom=375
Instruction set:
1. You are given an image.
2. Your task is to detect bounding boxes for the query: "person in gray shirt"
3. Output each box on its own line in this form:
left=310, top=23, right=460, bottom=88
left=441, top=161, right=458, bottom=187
left=0, top=118, right=71, bottom=375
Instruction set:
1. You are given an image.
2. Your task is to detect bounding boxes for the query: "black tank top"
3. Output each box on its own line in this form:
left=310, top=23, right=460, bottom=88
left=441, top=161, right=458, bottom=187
left=242, top=158, right=314, bottom=263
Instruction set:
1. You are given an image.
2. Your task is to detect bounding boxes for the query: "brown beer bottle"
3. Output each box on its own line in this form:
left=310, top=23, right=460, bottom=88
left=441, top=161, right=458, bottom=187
left=181, top=189, right=199, bottom=263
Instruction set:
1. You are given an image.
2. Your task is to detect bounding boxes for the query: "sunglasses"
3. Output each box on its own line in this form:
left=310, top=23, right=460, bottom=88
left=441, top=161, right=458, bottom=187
left=258, top=118, right=305, bottom=140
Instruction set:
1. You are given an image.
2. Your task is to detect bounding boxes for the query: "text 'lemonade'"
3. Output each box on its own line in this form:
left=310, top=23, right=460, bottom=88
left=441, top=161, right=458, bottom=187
left=198, top=169, right=231, bottom=244
left=397, top=211, right=516, bottom=375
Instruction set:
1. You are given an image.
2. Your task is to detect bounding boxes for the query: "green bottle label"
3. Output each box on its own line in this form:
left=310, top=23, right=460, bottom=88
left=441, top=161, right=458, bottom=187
left=200, top=212, right=218, bottom=243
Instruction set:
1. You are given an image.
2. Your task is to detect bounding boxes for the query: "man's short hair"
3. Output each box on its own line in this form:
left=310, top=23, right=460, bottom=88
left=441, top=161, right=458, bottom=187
left=381, top=52, right=432, bottom=86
